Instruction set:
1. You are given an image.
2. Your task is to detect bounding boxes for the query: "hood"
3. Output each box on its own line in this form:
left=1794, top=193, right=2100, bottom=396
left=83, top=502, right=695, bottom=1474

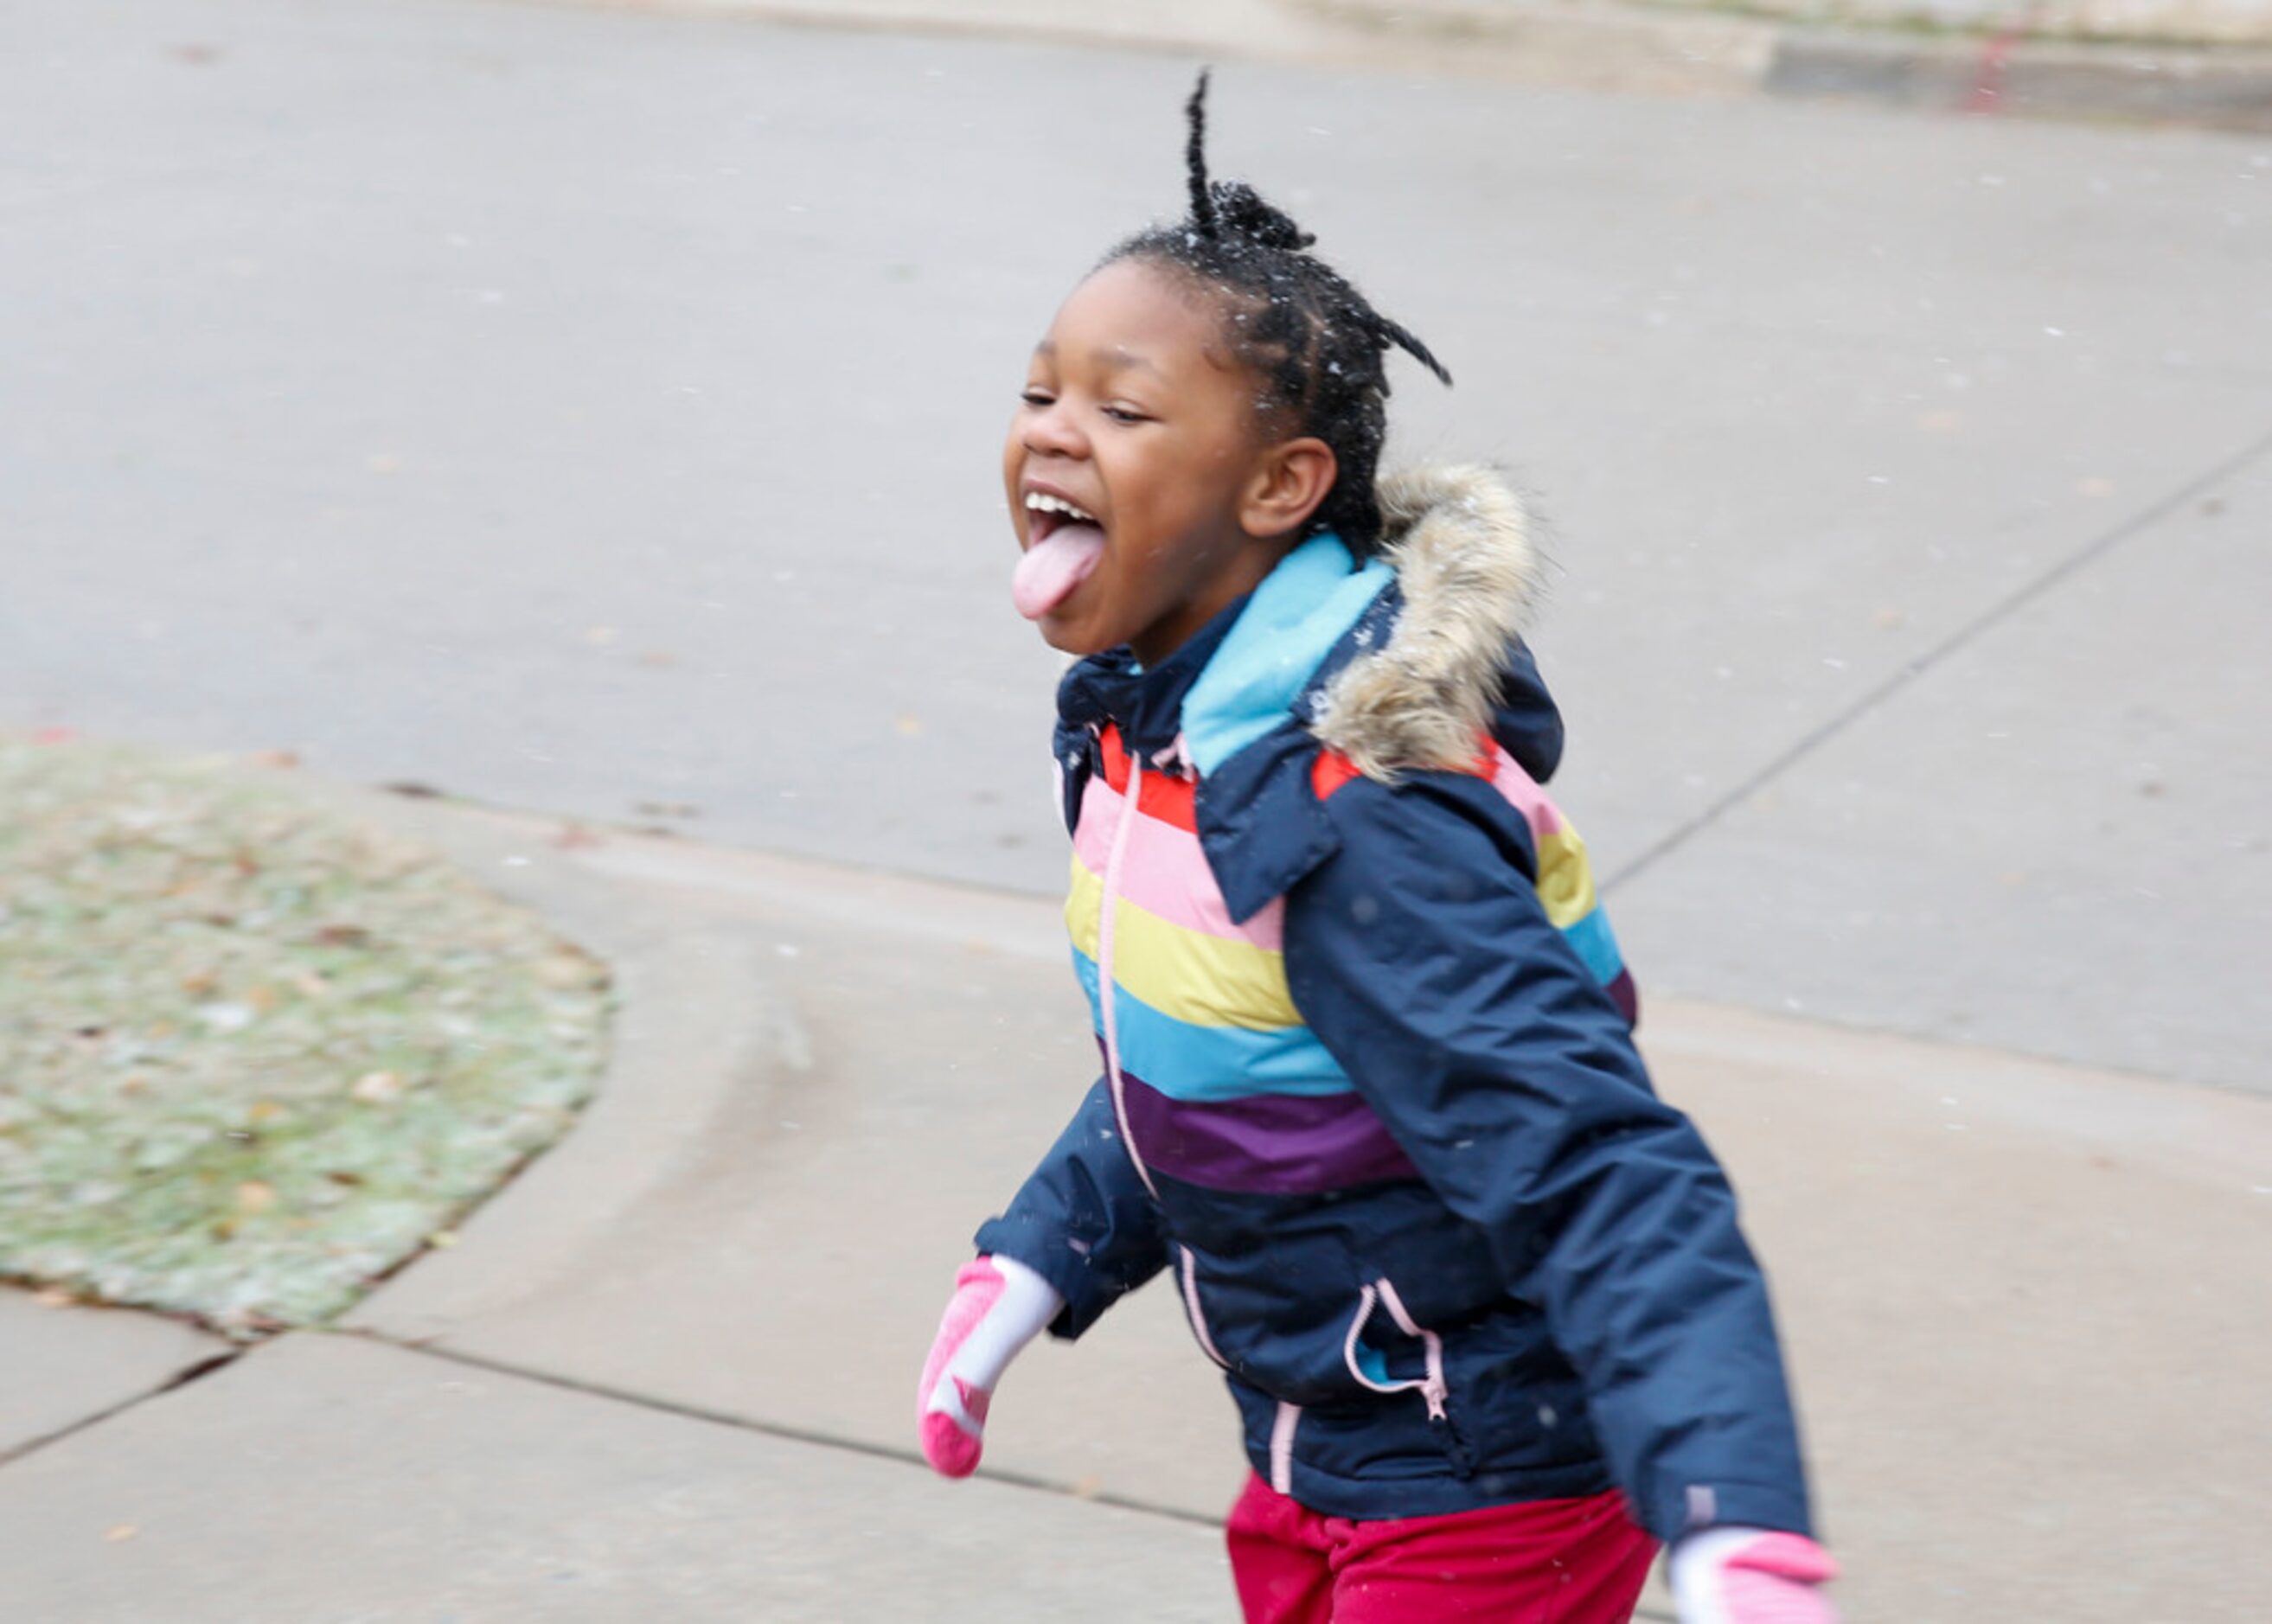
left=1314, top=464, right=1557, bottom=783
left=1074, top=463, right=1559, bottom=791
left=1073, top=464, right=1560, bottom=926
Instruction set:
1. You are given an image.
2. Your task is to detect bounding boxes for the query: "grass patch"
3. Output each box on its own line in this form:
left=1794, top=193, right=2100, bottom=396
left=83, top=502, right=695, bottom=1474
left=0, top=736, right=608, bottom=1337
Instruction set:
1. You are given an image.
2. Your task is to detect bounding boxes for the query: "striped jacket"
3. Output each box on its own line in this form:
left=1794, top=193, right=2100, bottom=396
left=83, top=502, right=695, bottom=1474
left=976, top=468, right=1814, bottom=1542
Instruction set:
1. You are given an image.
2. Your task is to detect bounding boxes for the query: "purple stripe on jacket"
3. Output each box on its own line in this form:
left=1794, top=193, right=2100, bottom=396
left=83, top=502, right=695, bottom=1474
left=1120, top=1071, right=1419, bottom=1195
left=1606, top=969, right=1640, bottom=1027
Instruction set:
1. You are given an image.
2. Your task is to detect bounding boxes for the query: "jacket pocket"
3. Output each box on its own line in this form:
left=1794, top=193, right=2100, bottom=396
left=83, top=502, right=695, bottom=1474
left=1343, top=1276, right=1475, bottom=1476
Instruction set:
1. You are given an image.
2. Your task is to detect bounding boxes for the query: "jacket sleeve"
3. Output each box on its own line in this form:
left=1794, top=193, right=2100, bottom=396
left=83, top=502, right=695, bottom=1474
left=973, top=1077, right=1170, bottom=1339
left=1281, top=773, right=1814, bottom=1544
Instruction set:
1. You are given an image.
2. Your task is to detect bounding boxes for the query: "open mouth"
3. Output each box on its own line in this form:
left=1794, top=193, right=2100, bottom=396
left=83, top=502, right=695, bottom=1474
left=1013, top=489, right=1109, bottom=621
left=1023, top=489, right=1102, bottom=545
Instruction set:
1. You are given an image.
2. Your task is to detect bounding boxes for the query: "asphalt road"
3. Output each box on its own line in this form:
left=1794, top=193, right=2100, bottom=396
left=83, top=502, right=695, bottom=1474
left=6, top=0, right=2269, bottom=1090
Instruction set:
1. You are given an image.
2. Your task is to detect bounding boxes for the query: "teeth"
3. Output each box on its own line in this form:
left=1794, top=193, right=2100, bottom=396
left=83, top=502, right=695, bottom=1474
left=1024, top=492, right=1098, bottom=525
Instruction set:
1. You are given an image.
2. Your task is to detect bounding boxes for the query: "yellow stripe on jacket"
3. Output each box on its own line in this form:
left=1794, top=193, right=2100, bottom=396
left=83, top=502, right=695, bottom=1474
left=1067, top=855, right=1302, bottom=1033
left=1533, top=824, right=1599, bottom=930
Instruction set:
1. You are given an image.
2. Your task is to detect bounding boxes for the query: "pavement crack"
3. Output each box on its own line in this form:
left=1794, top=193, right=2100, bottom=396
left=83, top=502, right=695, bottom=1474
left=153, top=1348, right=246, bottom=1393
left=1603, top=420, right=2272, bottom=895
left=354, top=1332, right=1226, bottom=1531
left=0, top=1346, right=249, bottom=1470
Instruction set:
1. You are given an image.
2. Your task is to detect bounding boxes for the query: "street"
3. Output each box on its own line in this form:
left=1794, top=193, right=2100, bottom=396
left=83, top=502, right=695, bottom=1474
left=8, top=0, right=2270, bottom=1090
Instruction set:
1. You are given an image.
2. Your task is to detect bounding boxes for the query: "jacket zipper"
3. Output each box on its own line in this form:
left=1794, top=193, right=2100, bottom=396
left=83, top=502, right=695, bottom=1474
left=1343, top=1276, right=1473, bottom=1474
left=1178, top=1245, right=1231, bottom=1370
left=1343, top=1281, right=1450, bottom=1418
left=1370, top=1277, right=1450, bottom=1421
left=1097, top=738, right=1158, bottom=1200
left=1379, top=1277, right=1477, bottom=1477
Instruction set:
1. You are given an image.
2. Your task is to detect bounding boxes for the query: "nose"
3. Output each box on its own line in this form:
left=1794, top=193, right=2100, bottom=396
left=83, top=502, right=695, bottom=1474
left=1021, top=397, right=1086, bottom=461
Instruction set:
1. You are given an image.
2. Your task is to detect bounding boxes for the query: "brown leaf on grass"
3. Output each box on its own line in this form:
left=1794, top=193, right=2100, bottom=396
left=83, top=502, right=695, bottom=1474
left=235, top=1182, right=276, bottom=1214
left=534, top=954, right=598, bottom=990
left=351, top=1071, right=404, bottom=1104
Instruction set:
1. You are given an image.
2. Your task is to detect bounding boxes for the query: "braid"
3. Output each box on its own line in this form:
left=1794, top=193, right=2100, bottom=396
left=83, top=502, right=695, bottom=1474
left=1368, top=310, right=1452, bottom=388
left=1184, top=70, right=1218, bottom=239
left=1103, top=69, right=1452, bottom=553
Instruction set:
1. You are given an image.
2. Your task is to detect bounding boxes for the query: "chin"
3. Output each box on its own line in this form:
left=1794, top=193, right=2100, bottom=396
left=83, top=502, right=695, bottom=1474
left=1034, top=604, right=1124, bottom=657
left=1037, top=618, right=1110, bottom=657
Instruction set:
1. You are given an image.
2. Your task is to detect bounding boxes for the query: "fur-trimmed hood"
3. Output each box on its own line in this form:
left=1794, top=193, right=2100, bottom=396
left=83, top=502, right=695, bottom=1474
left=1314, top=464, right=1550, bottom=783
left=1053, top=461, right=1565, bottom=921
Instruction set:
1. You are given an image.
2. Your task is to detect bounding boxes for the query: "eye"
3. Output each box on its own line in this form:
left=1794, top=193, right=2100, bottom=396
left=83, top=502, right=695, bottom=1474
left=1101, top=403, right=1152, bottom=425
left=1020, top=387, right=1055, bottom=408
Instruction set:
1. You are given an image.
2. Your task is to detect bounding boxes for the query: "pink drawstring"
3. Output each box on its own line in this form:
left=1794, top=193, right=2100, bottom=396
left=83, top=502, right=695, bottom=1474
left=1098, top=745, right=1157, bottom=1199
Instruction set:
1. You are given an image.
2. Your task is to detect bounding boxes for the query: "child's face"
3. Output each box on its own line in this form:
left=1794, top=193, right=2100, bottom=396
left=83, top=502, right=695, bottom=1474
left=1003, top=257, right=1323, bottom=666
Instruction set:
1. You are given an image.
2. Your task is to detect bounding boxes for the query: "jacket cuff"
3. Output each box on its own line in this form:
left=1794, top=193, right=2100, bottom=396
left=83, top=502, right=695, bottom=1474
left=971, top=1215, right=1114, bottom=1340
left=1642, top=1480, right=1815, bottom=1546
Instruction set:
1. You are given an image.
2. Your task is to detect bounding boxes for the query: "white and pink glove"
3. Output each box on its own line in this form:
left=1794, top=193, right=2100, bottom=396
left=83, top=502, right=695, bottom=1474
left=916, top=1254, right=1065, bottom=1478
left=1672, top=1527, right=1840, bottom=1624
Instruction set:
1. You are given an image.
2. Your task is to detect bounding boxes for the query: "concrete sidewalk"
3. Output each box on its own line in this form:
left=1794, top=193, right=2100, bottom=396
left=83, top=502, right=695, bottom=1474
left=6, top=780, right=2264, bottom=1619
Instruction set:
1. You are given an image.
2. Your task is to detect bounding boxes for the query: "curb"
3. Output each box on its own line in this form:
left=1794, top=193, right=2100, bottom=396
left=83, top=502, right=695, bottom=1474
left=592, top=0, right=2272, bottom=131
left=1309, top=0, right=2272, bottom=129
left=1764, top=22, right=2272, bottom=129
left=310, top=783, right=796, bottom=1345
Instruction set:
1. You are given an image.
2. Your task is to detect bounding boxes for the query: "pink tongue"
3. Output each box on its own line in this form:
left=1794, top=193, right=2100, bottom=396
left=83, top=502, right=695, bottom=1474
left=1011, top=525, right=1105, bottom=620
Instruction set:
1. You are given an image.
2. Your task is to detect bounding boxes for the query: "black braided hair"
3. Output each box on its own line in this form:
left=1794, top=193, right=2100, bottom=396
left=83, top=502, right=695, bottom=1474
left=1104, top=69, right=1451, bottom=554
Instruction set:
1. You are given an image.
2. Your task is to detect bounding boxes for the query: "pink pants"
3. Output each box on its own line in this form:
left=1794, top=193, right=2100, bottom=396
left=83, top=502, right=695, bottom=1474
left=1226, top=1474, right=1659, bottom=1623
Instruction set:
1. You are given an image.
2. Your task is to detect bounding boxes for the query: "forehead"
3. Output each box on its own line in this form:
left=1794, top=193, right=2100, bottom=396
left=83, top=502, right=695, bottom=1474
left=1040, top=257, right=1241, bottom=377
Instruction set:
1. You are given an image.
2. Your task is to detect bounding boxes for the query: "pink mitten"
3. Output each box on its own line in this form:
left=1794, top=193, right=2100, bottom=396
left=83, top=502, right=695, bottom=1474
left=1671, top=1527, right=1840, bottom=1624
left=916, top=1254, right=1064, bottom=1478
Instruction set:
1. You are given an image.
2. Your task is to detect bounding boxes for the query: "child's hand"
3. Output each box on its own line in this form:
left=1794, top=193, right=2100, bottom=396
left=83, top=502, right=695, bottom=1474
left=916, top=1253, right=1064, bottom=1478
left=1670, top=1527, right=1839, bottom=1624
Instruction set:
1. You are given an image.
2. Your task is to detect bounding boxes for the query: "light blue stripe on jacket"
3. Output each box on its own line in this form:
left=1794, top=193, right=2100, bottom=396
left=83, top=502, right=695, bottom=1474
left=1072, top=950, right=1354, bottom=1102
left=1559, top=908, right=1626, bottom=987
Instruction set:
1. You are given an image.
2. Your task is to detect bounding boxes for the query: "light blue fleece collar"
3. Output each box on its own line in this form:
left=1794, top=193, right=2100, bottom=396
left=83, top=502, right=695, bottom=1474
left=1180, top=534, right=1394, bottom=778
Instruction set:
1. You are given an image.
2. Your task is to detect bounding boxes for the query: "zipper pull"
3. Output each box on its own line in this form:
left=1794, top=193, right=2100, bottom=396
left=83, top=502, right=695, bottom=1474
left=1422, top=1379, right=1449, bottom=1423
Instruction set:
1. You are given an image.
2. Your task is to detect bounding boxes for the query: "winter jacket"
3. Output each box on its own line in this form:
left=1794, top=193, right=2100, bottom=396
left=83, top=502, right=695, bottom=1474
left=975, top=466, right=1814, bottom=1544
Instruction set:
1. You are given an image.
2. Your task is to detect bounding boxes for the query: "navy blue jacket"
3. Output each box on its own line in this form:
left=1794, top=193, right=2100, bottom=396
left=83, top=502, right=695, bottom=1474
left=976, top=477, right=1814, bottom=1543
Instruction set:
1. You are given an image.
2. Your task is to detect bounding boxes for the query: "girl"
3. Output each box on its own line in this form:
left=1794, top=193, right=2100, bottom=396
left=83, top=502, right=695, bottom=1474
left=920, top=74, right=1838, bottom=1624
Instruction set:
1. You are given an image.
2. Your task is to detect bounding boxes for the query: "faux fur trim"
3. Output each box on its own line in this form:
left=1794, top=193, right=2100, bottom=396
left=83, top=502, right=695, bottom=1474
left=1312, top=464, right=1542, bottom=782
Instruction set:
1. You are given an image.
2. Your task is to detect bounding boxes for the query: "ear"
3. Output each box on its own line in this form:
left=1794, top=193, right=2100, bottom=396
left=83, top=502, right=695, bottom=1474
left=1239, top=437, right=1338, bottom=540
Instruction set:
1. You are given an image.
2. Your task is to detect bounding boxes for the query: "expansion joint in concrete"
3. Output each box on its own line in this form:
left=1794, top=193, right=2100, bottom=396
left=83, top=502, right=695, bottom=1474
left=0, top=1344, right=248, bottom=1470
left=1604, top=418, right=2272, bottom=895
left=342, top=1329, right=1229, bottom=1532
